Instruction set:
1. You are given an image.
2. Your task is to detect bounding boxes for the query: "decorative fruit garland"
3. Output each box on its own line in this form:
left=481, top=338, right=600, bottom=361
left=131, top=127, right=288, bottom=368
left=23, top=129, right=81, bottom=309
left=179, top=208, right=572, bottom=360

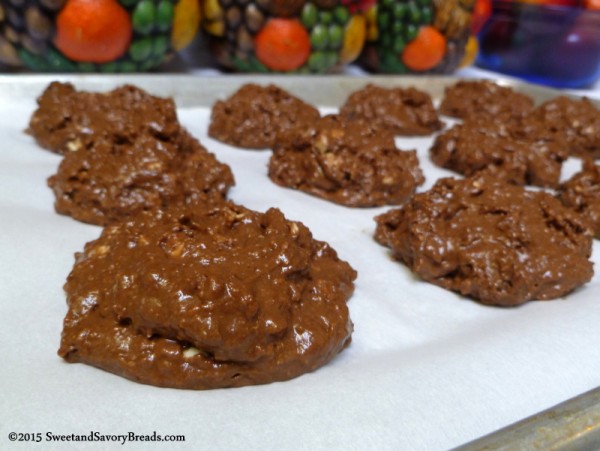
left=202, top=0, right=372, bottom=73
left=0, top=0, right=200, bottom=72
left=360, top=0, right=474, bottom=73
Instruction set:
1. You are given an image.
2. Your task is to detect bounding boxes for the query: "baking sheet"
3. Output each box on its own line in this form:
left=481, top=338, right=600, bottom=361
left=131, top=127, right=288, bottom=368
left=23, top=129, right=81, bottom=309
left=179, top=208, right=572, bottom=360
left=1, top=75, right=599, bottom=451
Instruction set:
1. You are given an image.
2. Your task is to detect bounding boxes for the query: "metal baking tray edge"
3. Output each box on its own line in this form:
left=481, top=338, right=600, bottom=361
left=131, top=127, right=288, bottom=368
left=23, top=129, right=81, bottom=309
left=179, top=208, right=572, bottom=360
left=2, top=73, right=599, bottom=450
left=1, top=73, right=595, bottom=107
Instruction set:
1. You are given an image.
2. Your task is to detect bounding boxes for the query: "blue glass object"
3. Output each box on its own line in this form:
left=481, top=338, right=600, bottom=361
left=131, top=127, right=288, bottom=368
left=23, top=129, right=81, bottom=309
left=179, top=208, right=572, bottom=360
left=476, top=1, right=600, bottom=88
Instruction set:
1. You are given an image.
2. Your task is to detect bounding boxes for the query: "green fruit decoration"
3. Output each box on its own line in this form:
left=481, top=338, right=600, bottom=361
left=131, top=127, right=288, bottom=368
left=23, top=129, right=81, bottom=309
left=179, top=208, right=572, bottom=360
left=0, top=0, right=201, bottom=72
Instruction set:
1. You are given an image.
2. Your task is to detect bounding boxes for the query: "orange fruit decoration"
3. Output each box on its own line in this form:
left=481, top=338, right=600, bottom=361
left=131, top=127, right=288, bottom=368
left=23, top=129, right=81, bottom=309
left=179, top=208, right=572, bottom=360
left=585, top=0, right=600, bottom=9
left=54, top=0, right=132, bottom=64
left=255, top=18, right=311, bottom=71
left=401, top=26, right=447, bottom=72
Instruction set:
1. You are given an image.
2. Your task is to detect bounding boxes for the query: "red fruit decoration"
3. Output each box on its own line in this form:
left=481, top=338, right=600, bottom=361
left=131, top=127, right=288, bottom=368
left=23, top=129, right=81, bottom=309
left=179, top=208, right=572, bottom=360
left=585, top=0, right=600, bottom=9
left=471, top=0, right=492, bottom=34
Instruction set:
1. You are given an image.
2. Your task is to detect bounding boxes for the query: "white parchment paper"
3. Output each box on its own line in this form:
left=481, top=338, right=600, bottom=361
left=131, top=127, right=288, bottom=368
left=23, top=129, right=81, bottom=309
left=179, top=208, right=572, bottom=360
left=1, top=88, right=599, bottom=451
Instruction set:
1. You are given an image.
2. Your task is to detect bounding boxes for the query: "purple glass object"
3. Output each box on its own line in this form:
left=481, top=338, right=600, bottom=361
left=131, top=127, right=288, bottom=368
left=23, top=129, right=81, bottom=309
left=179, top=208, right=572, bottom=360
left=476, top=0, right=600, bottom=88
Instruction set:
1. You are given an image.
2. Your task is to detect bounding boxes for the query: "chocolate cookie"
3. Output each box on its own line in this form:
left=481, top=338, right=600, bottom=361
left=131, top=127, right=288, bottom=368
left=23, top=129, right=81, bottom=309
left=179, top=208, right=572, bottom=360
left=430, top=117, right=568, bottom=188
left=521, top=96, right=600, bottom=159
left=375, top=174, right=594, bottom=306
left=557, top=160, right=600, bottom=238
left=28, top=82, right=180, bottom=155
left=48, top=130, right=234, bottom=226
left=339, top=84, right=443, bottom=136
left=268, top=115, right=424, bottom=207
left=208, top=84, right=321, bottom=149
left=439, top=80, right=534, bottom=120
left=58, top=202, right=356, bottom=389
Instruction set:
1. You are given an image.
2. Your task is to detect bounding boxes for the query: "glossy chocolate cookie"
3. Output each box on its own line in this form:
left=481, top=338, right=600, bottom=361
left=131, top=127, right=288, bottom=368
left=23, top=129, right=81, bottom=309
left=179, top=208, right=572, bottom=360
left=375, top=174, right=594, bottom=306
left=58, top=202, right=356, bottom=389
left=28, top=82, right=180, bottom=155
left=340, top=84, right=443, bottom=136
left=269, top=115, right=424, bottom=207
left=208, top=84, right=320, bottom=149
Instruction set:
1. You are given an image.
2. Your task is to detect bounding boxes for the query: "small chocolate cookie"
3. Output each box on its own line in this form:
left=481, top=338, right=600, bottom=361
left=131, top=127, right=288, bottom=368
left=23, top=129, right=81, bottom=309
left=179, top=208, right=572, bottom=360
left=521, top=96, right=600, bottom=159
left=340, top=84, right=443, bottom=136
left=269, top=115, right=424, bottom=207
left=430, top=117, right=568, bottom=188
left=48, top=130, right=234, bottom=226
left=557, top=160, right=600, bottom=238
left=58, top=202, right=356, bottom=389
left=375, top=174, right=593, bottom=306
left=28, top=82, right=180, bottom=154
left=208, top=84, right=321, bottom=149
left=439, top=80, right=534, bottom=120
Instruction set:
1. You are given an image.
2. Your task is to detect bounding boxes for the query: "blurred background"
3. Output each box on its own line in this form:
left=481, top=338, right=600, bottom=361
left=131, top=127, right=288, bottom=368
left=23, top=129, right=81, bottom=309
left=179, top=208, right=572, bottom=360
left=1, top=0, right=599, bottom=92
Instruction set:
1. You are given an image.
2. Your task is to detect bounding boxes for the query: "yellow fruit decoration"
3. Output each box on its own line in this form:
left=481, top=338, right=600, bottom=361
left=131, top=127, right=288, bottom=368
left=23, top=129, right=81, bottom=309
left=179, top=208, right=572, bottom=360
left=459, top=35, right=478, bottom=68
left=172, top=0, right=202, bottom=51
left=340, top=15, right=366, bottom=64
left=202, top=0, right=225, bottom=37
left=365, top=5, right=378, bottom=42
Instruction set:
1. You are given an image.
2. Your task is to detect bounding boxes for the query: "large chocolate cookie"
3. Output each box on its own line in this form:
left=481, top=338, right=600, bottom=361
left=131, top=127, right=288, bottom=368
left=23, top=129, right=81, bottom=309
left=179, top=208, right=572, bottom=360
left=430, top=117, right=568, bottom=188
left=48, top=130, right=234, bottom=226
left=521, top=96, right=600, bottom=159
left=208, top=84, right=321, bottom=149
left=58, top=202, right=356, bottom=389
left=557, top=160, right=600, bottom=238
left=375, top=174, right=594, bottom=306
left=340, top=84, right=443, bottom=136
left=439, top=80, right=534, bottom=120
left=28, top=82, right=180, bottom=155
left=269, top=115, right=424, bottom=207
